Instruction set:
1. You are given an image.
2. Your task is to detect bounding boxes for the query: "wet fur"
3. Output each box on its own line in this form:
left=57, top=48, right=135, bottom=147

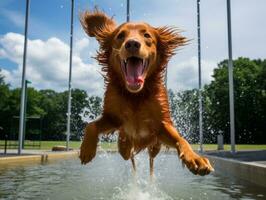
left=79, top=9, right=214, bottom=176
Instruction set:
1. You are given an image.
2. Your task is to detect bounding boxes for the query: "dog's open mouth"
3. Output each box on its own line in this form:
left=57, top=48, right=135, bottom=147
left=121, top=56, right=148, bottom=92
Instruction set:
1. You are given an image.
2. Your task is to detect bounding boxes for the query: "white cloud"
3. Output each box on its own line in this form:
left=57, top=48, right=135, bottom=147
left=0, top=32, right=218, bottom=95
left=168, top=56, right=217, bottom=91
left=1, top=68, right=12, bottom=83
left=2, top=0, right=265, bottom=94
left=0, top=32, right=104, bottom=95
left=74, top=37, right=90, bottom=57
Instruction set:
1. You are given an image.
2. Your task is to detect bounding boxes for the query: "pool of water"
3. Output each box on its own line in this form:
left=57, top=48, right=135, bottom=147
left=0, top=152, right=265, bottom=200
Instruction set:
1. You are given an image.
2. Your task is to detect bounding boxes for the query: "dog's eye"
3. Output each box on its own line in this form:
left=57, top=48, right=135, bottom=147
left=144, top=33, right=151, bottom=38
left=117, top=32, right=125, bottom=40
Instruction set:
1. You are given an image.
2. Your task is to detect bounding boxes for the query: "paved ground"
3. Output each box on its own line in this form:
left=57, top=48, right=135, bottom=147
left=205, top=150, right=266, bottom=166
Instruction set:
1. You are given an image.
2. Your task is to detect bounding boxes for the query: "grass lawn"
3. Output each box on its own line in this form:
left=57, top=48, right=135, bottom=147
left=1, top=140, right=266, bottom=151
left=0, top=140, right=82, bottom=150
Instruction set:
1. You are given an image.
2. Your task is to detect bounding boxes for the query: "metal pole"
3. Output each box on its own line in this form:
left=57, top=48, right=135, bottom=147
left=197, top=0, right=203, bottom=152
left=22, top=80, right=28, bottom=149
left=226, top=0, right=235, bottom=153
left=4, top=134, right=7, bottom=154
left=18, top=0, right=30, bottom=155
left=126, top=0, right=130, bottom=22
left=66, top=0, right=74, bottom=151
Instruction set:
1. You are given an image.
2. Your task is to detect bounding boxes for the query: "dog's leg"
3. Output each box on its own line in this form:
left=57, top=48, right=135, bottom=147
left=118, top=130, right=136, bottom=173
left=158, top=121, right=214, bottom=176
left=149, top=157, right=154, bottom=178
left=80, top=115, right=120, bottom=164
left=118, top=129, right=134, bottom=160
left=131, top=156, right=136, bottom=173
left=148, top=143, right=161, bottom=179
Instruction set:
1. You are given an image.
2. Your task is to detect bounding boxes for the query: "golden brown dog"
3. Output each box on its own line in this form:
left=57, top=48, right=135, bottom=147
left=79, top=9, right=214, bottom=176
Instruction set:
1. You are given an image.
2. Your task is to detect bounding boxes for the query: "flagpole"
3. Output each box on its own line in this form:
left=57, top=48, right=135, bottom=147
left=197, top=0, right=203, bottom=152
left=226, top=0, right=235, bottom=153
left=66, top=0, right=74, bottom=151
left=18, top=0, right=30, bottom=155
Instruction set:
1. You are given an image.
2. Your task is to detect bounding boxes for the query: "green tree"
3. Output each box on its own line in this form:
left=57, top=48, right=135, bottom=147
left=83, top=95, right=102, bottom=121
left=70, top=89, right=90, bottom=140
left=205, top=58, right=266, bottom=144
left=39, top=89, right=66, bottom=140
left=0, top=70, right=10, bottom=108
left=39, top=89, right=91, bottom=140
left=0, top=69, right=11, bottom=138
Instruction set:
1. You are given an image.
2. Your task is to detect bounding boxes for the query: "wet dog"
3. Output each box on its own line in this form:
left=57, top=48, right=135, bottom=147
left=79, top=9, right=214, bottom=176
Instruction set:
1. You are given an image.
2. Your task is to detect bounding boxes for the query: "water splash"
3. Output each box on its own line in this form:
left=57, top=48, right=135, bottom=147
left=112, top=180, right=173, bottom=200
left=168, top=89, right=199, bottom=142
left=111, top=152, right=173, bottom=200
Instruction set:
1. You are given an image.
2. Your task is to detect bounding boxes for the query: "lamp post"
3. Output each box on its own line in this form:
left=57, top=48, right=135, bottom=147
left=18, top=0, right=30, bottom=155
left=66, top=0, right=74, bottom=151
left=226, top=0, right=235, bottom=153
left=126, top=0, right=130, bottom=22
left=197, top=0, right=203, bottom=152
left=22, top=79, right=31, bottom=149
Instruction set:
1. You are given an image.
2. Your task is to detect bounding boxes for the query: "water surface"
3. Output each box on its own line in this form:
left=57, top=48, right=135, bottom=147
left=0, top=152, right=265, bottom=200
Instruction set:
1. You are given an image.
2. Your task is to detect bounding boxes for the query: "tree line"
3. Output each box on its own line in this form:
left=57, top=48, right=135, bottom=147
left=0, top=74, right=102, bottom=141
left=169, top=57, right=266, bottom=144
left=0, top=57, right=265, bottom=143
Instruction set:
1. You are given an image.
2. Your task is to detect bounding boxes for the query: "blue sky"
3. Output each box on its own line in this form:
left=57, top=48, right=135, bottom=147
left=0, top=0, right=266, bottom=95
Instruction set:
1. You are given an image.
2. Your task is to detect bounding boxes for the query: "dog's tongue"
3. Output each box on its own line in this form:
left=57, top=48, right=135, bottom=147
left=126, top=58, right=144, bottom=85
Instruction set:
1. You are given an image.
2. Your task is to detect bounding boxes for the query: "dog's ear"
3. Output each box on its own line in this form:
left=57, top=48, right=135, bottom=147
left=80, top=9, right=116, bottom=44
left=156, top=27, right=187, bottom=58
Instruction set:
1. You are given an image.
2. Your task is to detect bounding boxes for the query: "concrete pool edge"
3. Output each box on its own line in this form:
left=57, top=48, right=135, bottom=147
left=1, top=149, right=265, bottom=187
left=205, top=154, right=266, bottom=187
left=0, top=149, right=119, bottom=165
left=0, top=150, right=79, bottom=165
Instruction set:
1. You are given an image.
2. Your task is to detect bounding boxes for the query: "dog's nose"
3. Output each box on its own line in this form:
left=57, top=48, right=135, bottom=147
left=125, top=39, right=141, bottom=52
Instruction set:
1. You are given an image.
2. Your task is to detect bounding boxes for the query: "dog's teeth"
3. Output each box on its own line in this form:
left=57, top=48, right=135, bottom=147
left=124, top=59, right=127, bottom=64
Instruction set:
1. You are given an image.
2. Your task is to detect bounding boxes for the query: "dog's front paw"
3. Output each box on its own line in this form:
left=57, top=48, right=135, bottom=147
left=178, top=140, right=214, bottom=176
left=79, top=138, right=97, bottom=165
